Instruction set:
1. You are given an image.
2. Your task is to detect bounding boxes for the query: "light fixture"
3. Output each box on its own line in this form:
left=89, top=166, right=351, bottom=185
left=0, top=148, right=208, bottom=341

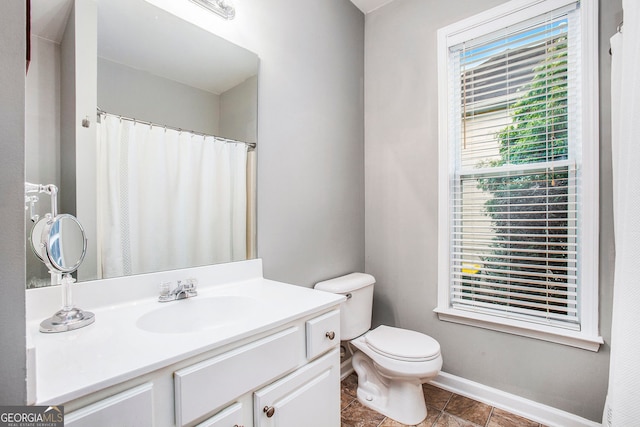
left=189, top=0, right=235, bottom=20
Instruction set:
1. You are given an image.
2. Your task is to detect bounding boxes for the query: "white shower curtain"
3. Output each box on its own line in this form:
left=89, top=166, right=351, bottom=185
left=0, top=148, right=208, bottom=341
left=96, top=114, right=248, bottom=278
left=605, top=1, right=640, bottom=425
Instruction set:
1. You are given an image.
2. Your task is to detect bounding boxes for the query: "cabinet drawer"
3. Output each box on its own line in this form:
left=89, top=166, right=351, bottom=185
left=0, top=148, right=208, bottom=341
left=195, top=402, right=243, bottom=427
left=65, top=383, right=153, bottom=427
left=305, top=310, right=340, bottom=360
left=175, top=327, right=301, bottom=426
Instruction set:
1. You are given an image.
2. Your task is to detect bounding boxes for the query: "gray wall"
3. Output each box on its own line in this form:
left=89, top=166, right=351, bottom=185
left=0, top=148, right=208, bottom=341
left=25, top=37, right=62, bottom=287
left=97, top=57, right=221, bottom=136
left=242, top=0, right=366, bottom=286
left=0, top=0, right=27, bottom=405
left=220, top=75, right=258, bottom=144
left=60, top=1, right=77, bottom=215
left=364, top=0, right=620, bottom=421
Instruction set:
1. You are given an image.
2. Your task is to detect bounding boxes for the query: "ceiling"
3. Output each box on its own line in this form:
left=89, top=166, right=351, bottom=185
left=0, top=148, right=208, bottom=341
left=97, top=0, right=257, bottom=94
left=30, top=0, right=73, bottom=43
left=30, top=0, right=258, bottom=95
left=349, top=0, right=395, bottom=14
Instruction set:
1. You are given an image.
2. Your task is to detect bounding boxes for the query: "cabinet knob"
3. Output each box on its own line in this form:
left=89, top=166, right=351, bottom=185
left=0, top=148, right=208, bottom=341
left=263, top=406, right=275, bottom=418
left=325, top=331, right=336, bottom=340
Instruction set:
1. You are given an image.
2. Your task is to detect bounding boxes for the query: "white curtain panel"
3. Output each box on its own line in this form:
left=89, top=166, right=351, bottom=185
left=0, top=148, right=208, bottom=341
left=96, top=114, right=248, bottom=278
left=606, top=1, right=640, bottom=425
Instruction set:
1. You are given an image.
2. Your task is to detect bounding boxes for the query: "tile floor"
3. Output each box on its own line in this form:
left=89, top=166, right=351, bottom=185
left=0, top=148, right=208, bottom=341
left=340, top=373, right=546, bottom=427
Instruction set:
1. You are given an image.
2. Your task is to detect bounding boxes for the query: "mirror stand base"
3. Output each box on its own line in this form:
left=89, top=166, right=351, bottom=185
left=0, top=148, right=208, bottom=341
left=39, top=308, right=95, bottom=333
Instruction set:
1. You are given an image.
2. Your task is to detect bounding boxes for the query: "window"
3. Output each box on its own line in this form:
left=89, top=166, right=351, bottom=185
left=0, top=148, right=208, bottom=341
left=436, top=0, right=601, bottom=351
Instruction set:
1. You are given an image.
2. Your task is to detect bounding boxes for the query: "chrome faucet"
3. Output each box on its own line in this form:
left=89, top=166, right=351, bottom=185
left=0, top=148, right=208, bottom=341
left=158, top=278, right=198, bottom=302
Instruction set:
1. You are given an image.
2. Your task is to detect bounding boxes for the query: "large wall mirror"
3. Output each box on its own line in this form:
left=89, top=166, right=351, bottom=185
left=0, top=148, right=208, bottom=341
left=26, top=0, right=259, bottom=288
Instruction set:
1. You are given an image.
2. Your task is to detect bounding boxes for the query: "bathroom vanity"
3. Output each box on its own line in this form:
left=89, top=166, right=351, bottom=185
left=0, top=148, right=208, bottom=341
left=26, top=260, right=344, bottom=427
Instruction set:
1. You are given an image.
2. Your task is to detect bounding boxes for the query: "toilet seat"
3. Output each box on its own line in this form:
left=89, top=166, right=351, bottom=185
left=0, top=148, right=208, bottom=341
left=365, top=325, right=440, bottom=362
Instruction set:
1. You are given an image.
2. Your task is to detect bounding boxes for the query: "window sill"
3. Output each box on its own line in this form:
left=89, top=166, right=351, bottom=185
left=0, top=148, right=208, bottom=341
left=434, top=306, right=603, bottom=352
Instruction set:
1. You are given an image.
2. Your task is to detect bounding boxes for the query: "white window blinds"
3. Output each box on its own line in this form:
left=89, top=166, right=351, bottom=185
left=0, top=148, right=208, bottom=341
left=447, top=5, right=582, bottom=328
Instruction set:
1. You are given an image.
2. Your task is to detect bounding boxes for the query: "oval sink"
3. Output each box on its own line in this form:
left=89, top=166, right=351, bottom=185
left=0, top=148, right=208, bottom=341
left=136, top=296, right=262, bottom=334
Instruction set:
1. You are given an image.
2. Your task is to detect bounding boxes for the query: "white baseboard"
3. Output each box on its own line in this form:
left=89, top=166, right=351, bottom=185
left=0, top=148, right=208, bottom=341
left=430, top=372, right=602, bottom=427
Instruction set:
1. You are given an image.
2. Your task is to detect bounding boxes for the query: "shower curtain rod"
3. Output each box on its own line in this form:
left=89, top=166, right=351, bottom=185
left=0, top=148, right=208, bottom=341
left=96, top=107, right=256, bottom=150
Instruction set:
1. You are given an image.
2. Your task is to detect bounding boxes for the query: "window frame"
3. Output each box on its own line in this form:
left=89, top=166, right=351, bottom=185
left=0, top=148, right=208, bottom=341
left=435, top=0, right=602, bottom=351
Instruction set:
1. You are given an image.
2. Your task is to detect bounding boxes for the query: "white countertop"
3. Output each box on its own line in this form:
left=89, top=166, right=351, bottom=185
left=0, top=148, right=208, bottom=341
left=26, top=260, right=344, bottom=405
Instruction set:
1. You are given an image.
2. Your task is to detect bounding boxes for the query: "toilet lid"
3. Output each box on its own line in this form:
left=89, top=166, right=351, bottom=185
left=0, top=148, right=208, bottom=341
left=365, top=325, right=441, bottom=362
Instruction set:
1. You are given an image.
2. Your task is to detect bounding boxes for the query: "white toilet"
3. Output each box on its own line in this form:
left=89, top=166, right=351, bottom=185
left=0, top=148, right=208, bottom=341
left=315, top=273, right=442, bottom=425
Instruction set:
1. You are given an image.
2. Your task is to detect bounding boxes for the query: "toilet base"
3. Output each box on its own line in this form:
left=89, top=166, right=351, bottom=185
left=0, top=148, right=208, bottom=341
left=352, top=351, right=428, bottom=425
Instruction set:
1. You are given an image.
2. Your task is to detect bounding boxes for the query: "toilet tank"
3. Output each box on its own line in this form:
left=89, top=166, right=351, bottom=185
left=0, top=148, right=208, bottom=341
left=314, top=273, right=375, bottom=340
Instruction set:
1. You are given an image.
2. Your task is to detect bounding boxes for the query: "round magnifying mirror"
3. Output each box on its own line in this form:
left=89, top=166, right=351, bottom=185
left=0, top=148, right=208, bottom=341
left=30, top=217, right=49, bottom=263
left=41, top=214, right=88, bottom=274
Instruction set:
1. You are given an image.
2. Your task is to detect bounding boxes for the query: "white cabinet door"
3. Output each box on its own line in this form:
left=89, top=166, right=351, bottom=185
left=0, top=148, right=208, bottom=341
left=254, top=349, right=340, bottom=427
left=65, top=383, right=153, bottom=427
